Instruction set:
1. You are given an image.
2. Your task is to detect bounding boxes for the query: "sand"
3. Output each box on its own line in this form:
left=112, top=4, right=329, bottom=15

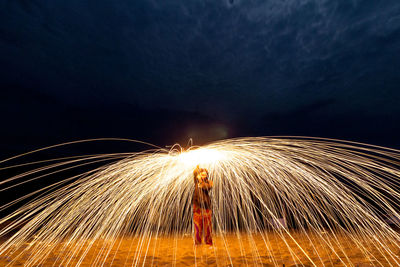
left=1, top=232, right=400, bottom=266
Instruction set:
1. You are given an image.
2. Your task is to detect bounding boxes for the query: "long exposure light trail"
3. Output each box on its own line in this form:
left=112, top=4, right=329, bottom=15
left=0, top=136, right=400, bottom=266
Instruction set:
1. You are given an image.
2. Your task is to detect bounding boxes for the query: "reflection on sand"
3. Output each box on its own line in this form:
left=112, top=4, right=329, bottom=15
left=1, top=232, right=399, bottom=266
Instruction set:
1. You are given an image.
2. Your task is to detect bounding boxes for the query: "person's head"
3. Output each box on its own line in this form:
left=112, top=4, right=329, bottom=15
left=193, top=165, right=208, bottom=183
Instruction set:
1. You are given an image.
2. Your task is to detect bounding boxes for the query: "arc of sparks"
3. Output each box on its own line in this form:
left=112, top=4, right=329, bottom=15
left=0, top=136, right=400, bottom=266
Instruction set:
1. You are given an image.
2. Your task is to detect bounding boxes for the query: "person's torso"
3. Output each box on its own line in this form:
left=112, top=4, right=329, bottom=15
left=193, top=186, right=211, bottom=209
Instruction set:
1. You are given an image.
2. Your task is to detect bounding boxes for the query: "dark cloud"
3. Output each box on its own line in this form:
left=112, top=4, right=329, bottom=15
left=0, top=0, right=400, bottom=156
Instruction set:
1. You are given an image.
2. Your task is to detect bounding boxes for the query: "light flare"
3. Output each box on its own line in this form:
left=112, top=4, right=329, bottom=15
left=0, top=136, right=399, bottom=266
left=176, top=147, right=227, bottom=168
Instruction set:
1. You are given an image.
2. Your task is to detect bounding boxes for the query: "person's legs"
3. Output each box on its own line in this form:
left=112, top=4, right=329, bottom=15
left=193, top=204, right=203, bottom=245
left=203, top=208, right=213, bottom=246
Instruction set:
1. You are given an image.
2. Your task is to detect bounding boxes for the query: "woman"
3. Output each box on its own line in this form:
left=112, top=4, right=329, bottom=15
left=192, top=165, right=213, bottom=246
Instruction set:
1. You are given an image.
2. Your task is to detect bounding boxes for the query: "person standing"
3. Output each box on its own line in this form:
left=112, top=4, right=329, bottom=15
left=192, top=165, right=213, bottom=246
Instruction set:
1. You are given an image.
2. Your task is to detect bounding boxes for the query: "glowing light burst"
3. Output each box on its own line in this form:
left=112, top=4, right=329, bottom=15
left=177, top=147, right=227, bottom=167
left=0, top=136, right=400, bottom=266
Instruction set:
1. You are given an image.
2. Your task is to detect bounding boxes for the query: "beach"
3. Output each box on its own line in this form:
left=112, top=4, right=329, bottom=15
left=1, top=231, right=400, bottom=266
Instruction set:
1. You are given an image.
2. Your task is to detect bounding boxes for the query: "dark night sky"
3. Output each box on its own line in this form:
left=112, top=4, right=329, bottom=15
left=1, top=0, right=400, bottom=158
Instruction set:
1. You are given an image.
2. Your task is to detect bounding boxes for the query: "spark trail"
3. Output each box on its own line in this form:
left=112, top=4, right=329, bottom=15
left=0, top=136, right=400, bottom=266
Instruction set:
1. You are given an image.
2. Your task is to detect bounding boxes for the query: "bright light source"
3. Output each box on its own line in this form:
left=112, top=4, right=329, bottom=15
left=177, top=148, right=226, bottom=167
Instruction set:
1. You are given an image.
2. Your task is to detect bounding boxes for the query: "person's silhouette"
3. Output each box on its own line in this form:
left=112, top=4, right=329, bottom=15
left=192, top=165, right=213, bottom=246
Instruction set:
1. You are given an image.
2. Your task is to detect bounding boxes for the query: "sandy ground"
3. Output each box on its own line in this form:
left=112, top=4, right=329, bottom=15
left=1, top=232, right=400, bottom=266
